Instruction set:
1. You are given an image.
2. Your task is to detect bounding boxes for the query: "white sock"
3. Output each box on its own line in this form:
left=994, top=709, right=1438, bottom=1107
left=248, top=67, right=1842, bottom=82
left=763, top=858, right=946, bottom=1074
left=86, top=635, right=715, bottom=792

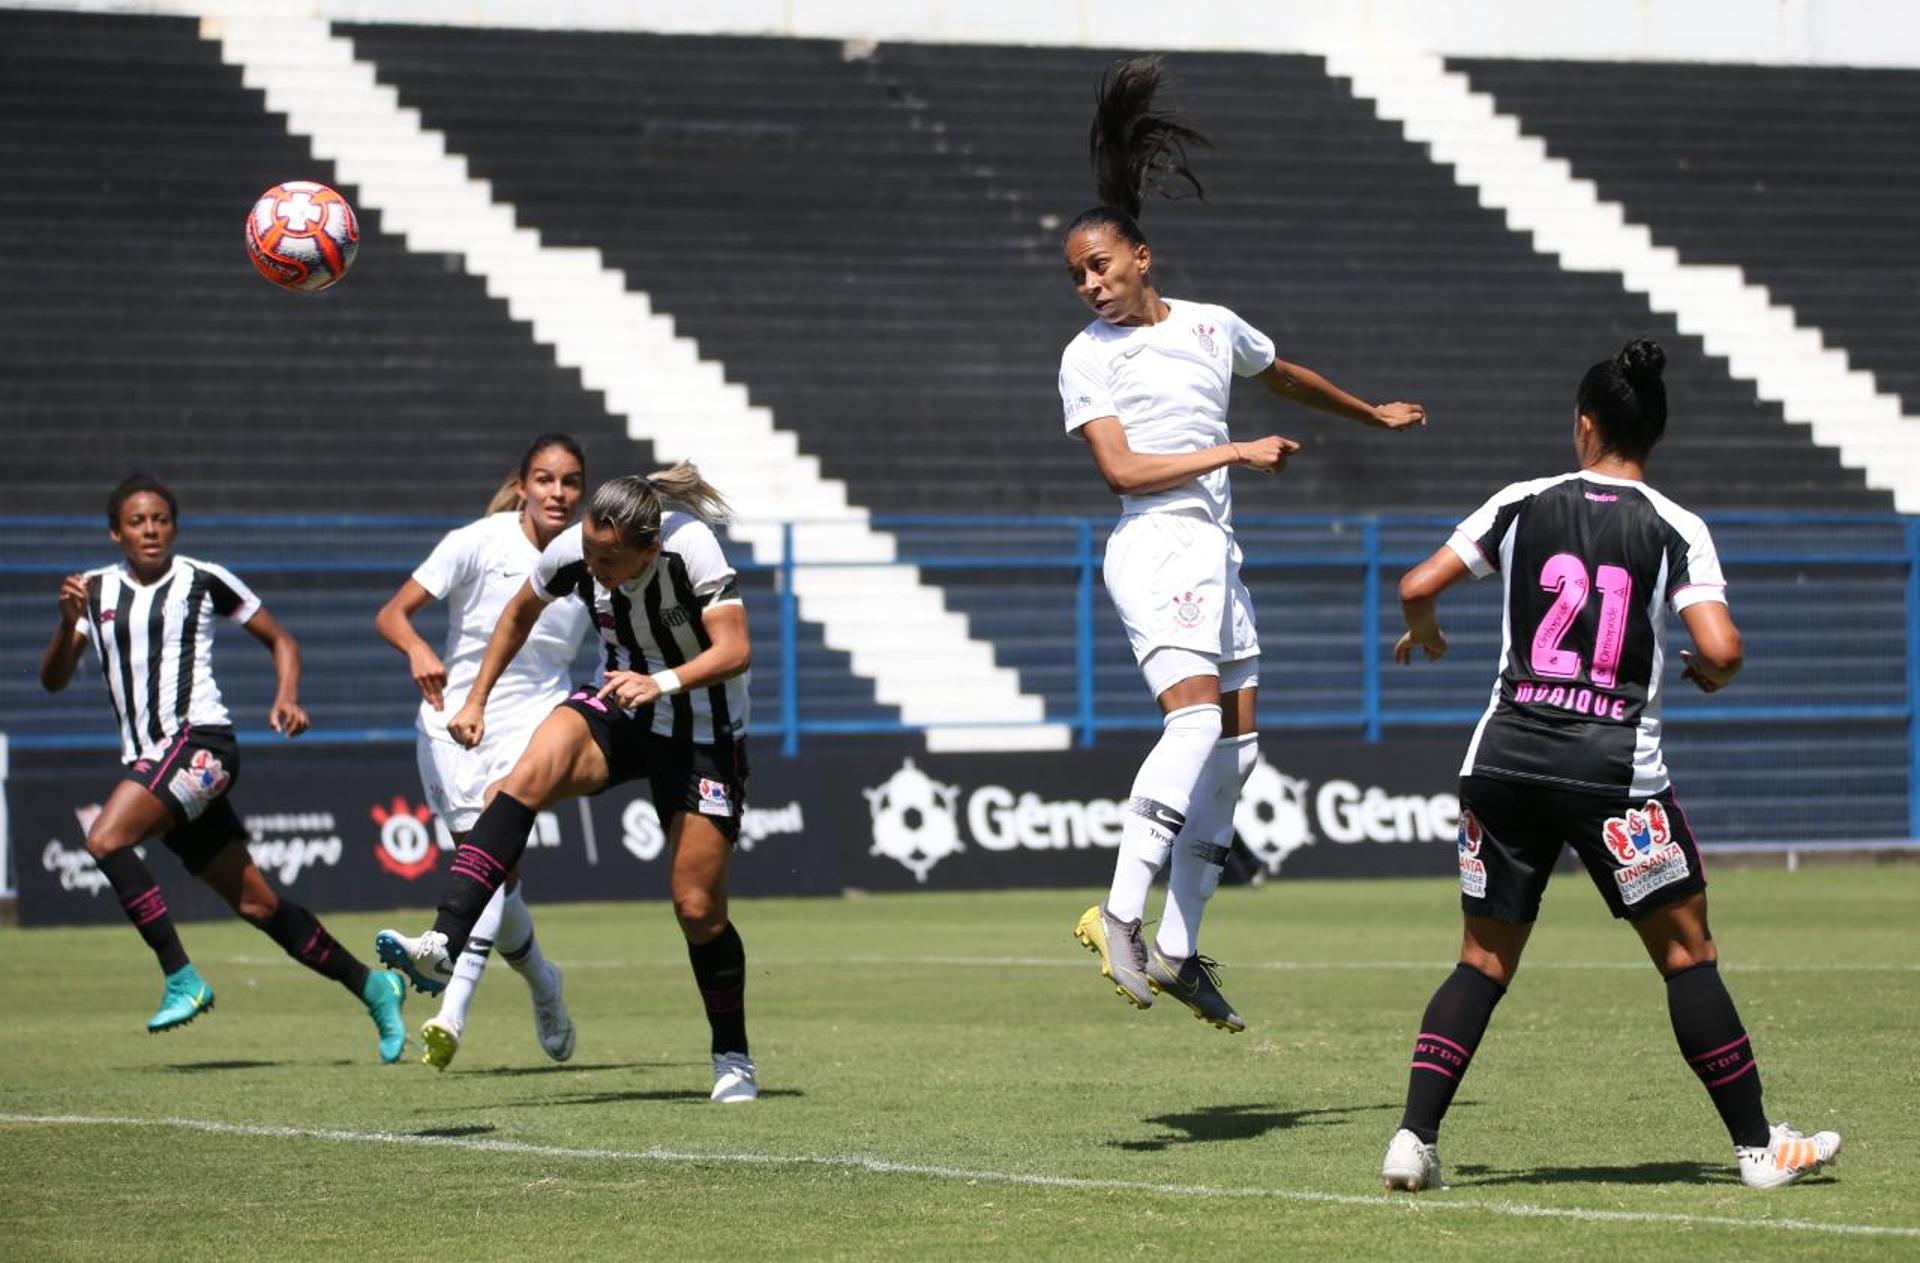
left=1158, top=732, right=1259, bottom=959
left=1106, top=703, right=1222, bottom=922
left=435, top=881, right=508, bottom=1032
left=496, top=883, right=554, bottom=1001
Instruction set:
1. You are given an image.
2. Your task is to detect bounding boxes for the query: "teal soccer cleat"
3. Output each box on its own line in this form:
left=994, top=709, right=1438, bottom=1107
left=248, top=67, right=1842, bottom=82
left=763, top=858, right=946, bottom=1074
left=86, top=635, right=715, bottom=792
left=362, top=969, right=408, bottom=1063
left=147, top=964, right=214, bottom=1033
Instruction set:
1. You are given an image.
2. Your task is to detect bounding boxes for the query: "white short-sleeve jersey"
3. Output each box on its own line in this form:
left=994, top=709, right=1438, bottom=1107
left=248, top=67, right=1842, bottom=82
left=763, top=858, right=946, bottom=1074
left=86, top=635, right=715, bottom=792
left=412, top=512, right=592, bottom=740
left=1058, top=297, right=1276, bottom=527
left=530, top=512, right=750, bottom=745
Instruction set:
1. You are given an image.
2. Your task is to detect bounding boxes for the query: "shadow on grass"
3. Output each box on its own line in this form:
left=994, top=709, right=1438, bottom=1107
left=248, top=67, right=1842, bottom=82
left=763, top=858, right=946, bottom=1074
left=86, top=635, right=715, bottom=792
left=518, top=1088, right=809, bottom=1106
left=411, top=1124, right=499, bottom=1139
left=158, top=1060, right=287, bottom=1073
left=1110, top=1101, right=1403, bottom=1152
left=462, top=1062, right=673, bottom=1078
left=1451, top=1160, right=1736, bottom=1187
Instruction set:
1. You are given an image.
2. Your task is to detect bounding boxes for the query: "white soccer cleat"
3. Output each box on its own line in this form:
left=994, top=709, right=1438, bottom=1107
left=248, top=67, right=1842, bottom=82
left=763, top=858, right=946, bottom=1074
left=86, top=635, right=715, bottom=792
left=711, top=1052, right=758, bottom=1103
left=1738, top=1122, right=1842, bottom=1189
left=1382, top=1128, right=1444, bottom=1192
left=375, top=928, right=454, bottom=996
left=532, top=964, right=575, bottom=1063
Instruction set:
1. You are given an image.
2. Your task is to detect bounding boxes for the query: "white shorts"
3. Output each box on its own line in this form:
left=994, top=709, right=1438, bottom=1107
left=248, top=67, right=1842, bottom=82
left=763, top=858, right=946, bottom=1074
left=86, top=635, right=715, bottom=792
left=415, top=717, right=543, bottom=834
left=1105, top=509, right=1260, bottom=676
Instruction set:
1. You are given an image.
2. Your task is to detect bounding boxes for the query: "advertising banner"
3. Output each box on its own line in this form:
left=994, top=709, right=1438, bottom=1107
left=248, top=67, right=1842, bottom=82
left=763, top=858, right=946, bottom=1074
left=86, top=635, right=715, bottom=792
left=7, top=734, right=1464, bottom=926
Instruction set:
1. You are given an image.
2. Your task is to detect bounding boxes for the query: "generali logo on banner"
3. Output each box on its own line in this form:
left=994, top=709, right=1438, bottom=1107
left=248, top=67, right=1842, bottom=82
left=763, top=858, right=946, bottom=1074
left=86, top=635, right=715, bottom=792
left=861, top=754, right=1459, bottom=883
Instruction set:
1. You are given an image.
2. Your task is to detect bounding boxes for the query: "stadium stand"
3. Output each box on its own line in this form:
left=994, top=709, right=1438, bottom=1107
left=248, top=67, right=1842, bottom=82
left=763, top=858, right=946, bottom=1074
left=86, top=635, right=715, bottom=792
left=1, top=11, right=1910, bottom=838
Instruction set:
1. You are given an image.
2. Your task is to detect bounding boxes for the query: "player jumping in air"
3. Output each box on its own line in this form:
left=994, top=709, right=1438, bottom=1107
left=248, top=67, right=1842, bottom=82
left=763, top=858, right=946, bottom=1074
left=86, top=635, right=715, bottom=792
left=1381, top=338, right=1841, bottom=1191
left=374, top=434, right=592, bottom=1070
left=38, top=474, right=406, bottom=1059
left=376, top=465, right=760, bottom=1101
left=1061, top=57, right=1425, bottom=1031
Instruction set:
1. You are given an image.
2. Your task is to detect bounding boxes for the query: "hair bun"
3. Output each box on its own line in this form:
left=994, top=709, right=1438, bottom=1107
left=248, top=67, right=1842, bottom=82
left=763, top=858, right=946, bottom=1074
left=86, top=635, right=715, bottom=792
left=1616, top=337, right=1666, bottom=385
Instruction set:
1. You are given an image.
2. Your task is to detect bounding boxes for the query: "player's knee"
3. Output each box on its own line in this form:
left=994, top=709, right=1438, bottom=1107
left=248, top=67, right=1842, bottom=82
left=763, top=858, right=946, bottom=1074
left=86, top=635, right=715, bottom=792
left=235, top=890, right=278, bottom=924
left=674, top=889, right=727, bottom=939
left=84, top=826, right=133, bottom=860
left=1654, top=938, right=1717, bottom=976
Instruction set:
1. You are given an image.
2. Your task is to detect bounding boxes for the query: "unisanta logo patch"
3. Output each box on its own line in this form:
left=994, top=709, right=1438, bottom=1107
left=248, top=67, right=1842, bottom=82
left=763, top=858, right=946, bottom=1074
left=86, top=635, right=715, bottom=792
left=1456, top=809, right=1487, bottom=898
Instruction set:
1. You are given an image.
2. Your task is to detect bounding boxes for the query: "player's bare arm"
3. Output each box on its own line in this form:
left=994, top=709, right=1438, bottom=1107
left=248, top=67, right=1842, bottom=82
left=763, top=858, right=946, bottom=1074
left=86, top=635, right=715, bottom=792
left=1078, top=415, right=1300, bottom=494
left=1258, top=358, right=1426, bottom=431
left=1394, top=545, right=1470, bottom=664
left=1678, top=601, right=1743, bottom=693
left=40, top=573, right=90, bottom=692
left=375, top=577, right=450, bottom=710
left=448, top=580, right=544, bottom=748
left=597, top=602, right=751, bottom=710
left=243, top=606, right=309, bottom=737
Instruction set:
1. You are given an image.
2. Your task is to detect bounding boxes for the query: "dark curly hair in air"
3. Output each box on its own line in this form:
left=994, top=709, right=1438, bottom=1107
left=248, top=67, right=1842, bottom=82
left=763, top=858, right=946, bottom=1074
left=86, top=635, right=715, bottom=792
left=1578, top=338, right=1669, bottom=463
left=107, top=473, right=178, bottom=529
left=1065, top=56, right=1214, bottom=248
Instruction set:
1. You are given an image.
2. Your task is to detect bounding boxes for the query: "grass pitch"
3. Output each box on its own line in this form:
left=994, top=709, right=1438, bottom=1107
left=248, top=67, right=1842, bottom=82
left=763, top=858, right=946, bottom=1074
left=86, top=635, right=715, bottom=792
left=2, top=868, right=1916, bottom=1260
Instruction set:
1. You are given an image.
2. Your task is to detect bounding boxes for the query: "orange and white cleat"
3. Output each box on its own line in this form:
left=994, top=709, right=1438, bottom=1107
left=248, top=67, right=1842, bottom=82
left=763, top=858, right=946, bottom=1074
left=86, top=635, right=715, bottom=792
left=1737, top=1122, right=1842, bottom=1189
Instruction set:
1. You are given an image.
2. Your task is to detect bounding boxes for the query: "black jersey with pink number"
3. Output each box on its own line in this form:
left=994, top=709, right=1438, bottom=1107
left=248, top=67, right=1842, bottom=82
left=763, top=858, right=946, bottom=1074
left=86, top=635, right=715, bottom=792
left=1449, top=471, right=1727, bottom=796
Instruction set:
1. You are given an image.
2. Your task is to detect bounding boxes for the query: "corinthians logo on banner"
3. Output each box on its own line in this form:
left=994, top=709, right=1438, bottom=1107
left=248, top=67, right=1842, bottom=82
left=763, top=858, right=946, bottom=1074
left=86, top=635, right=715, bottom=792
left=861, top=753, right=1460, bottom=883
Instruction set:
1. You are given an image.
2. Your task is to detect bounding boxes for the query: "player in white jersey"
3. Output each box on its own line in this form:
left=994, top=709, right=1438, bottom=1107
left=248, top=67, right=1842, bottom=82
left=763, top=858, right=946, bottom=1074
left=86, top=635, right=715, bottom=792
left=1380, top=340, right=1840, bottom=1193
left=37, top=475, right=406, bottom=1059
left=1062, top=59, right=1426, bottom=1030
left=377, top=464, right=761, bottom=1102
left=373, top=434, right=592, bottom=1070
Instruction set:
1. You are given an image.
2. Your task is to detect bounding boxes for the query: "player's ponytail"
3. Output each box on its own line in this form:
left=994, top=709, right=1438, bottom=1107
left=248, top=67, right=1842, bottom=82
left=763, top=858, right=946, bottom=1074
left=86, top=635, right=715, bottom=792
left=1066, top=56, right=1212, bottom=247
left=484, top=432, right=587, bottom=514
left=587, top=462, right=731, bottom=549
left=1577, top=337, right=1669, bottom=462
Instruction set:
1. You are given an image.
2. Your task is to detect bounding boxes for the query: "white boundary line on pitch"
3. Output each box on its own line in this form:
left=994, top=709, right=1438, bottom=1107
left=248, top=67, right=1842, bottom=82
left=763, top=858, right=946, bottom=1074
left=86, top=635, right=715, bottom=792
left=209, top=954, right=1920, bottom=974
left=2, top=1113, right=1911, bottom=1241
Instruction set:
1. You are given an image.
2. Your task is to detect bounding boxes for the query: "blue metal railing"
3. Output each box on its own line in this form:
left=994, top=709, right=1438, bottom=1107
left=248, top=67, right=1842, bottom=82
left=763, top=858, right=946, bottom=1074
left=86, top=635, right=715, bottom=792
left=5, top=513, right=1914, bottom=828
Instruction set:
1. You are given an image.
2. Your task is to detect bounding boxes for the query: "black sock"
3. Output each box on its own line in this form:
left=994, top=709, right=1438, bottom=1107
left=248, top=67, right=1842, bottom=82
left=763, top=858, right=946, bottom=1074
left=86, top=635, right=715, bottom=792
left=1399, top=963, right=1507, bottom=1144
left=687, top=922, right=748, bottom=1057
left=1666, top=961, right=1769, bottom=1148
left=96, top=848, right=189, bottom=975
left=262, top=901, right=370, bottom=997
left=431, top=793, right=536, bottom=957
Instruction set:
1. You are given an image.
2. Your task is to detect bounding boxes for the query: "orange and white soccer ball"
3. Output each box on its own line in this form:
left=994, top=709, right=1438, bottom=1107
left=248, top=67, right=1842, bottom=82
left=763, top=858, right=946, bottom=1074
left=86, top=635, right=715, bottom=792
left=244, top=180, right=359, bottom=292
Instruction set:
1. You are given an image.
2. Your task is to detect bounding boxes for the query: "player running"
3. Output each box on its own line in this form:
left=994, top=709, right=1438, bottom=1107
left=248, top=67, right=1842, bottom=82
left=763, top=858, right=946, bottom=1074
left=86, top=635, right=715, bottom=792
left=1380, top=338, right=1841, bottom=1192
left=376, top=465, right=760, bottom=1102
left=37, top=474, right=406, bottom=1060
left=1061, top=57, right=1425, bottom=1031
left=373, top=434, right=592, bottom=1070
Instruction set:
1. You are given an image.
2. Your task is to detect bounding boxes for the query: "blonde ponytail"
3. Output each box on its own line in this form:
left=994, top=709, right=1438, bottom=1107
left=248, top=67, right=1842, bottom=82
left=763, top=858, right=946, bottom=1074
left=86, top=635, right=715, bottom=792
left=586, top=461, right=732, bottom=548
left=484, top=473, right=524, bottom=515
left=645, top=460, right=732, bottom=525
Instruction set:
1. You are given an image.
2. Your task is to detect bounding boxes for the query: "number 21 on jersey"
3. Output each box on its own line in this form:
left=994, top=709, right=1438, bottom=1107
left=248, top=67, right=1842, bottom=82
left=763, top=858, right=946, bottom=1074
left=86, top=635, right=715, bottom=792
left=1530, top=554, right=1633, bottom=688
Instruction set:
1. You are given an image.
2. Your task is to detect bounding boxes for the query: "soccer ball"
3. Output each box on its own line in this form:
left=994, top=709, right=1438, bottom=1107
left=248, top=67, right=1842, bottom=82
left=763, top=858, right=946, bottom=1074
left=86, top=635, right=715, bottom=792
left=244, top=180, right=359, bottom=292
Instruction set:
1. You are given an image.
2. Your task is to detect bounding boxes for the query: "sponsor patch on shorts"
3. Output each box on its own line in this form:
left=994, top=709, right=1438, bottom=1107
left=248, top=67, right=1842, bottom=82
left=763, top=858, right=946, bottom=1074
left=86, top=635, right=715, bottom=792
left=1601, top=801, right=1689, bottom=905
left=1457, top=808, right=1488, bottom=899
left=1614, top=842, right=1691, bottom=905
left=167, top=749, right=230, bottom=821
left=696, top=776, right=733, bottom=818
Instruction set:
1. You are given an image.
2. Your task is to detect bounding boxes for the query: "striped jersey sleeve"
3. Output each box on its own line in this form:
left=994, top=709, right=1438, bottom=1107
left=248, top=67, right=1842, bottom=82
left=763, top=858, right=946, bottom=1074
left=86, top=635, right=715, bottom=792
left=198, top=561, right=261, bottom=623
left=530, top=523, right=588, bottom=604
left=1447, top=477, right=1555, bottom=578
left=666, top=518, right=740, bottom=608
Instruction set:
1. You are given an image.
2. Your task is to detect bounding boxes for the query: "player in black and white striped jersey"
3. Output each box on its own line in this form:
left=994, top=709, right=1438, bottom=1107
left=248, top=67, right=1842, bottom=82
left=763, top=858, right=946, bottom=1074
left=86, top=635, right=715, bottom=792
left=377, top=463, right=760, bottom=1101
left=38, top=475, right=407, bottom=1058
left=1379, top=339, right=1841, bottom=1193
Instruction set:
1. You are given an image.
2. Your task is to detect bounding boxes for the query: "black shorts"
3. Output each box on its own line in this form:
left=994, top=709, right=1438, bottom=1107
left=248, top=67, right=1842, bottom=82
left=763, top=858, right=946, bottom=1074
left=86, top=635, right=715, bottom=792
left=123, top=726, right=246, bottom=874
left=561, top=688, right=749, bottom=843
left=1456, top=774, right=1707, bottom=924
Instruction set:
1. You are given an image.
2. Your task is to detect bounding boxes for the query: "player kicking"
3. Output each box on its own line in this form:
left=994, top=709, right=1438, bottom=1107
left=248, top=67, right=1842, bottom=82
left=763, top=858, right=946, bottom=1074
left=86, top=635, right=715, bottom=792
left=1059, top=57, right=1425, bottom=1030
left=38, top=474, right=406, bottom=1060
left=377, top=465, right=760, bottom=1102
left=1381, top=339, right=1841, bottom=1192
left=374, top=434, right=592, bottom=1070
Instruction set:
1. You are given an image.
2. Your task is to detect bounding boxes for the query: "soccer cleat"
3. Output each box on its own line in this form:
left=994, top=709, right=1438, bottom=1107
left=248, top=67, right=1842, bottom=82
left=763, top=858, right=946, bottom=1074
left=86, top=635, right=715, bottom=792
left=420, top=1015, right=461, bottom=1071
left=375, top=928, right=452, bottom=996
left=1737, top=1122, right=1842, bottom=1189
left=531, top=964, right=575, bottom=1063
left=711, top=1052, right=758, bottom=1103
left=1073, top=904, right=1155, bottom=1009
left=1382, top=1128, right=1444, bottom=1192
left=147, top=963, right=215, bottom=1033
left=361, top=969, right=408, bottom=1064
left=1145, top=946, right=1246, bottom=1033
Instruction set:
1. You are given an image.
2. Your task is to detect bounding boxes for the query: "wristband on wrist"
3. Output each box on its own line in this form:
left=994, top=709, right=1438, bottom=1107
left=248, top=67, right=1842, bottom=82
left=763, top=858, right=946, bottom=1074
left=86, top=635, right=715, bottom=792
left=650, top=668, right=685, bottom=696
